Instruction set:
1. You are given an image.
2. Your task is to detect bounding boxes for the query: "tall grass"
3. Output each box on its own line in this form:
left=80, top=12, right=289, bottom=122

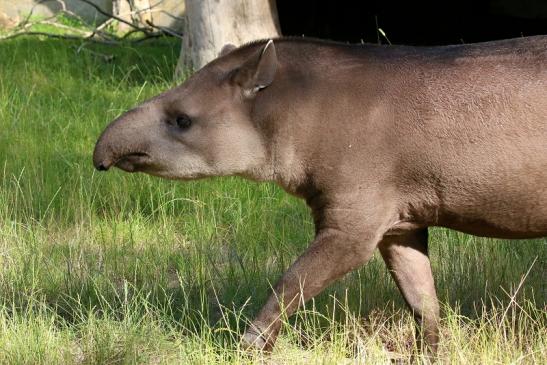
left=0, top=37, right=545, bottom=364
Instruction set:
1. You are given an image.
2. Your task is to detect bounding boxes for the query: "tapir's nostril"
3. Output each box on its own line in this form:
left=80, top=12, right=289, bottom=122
left=96, top=162, right=109, bottom=171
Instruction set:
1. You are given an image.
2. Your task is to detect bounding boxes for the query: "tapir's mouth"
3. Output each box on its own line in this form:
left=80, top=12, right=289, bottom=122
left=113, top=152, right=151, bottom=172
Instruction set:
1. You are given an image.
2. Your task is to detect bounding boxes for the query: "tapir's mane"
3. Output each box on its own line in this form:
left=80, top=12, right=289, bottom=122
left=208, top=36, right=393, bottom=71
left=239, top=36, right=376, bottom=49
left=237, top=36, right=386, bottom=56
left=219, top=35, right=547, bottom=65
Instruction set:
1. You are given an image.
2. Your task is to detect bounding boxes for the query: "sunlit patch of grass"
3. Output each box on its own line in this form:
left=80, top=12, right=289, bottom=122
left=1, top=289, right=543, bottom=364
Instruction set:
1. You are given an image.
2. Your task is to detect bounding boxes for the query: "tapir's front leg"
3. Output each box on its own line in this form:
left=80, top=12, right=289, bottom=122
left=242, top=207, right=392, bottom=351
left=378, top=229, right=439, bottom=356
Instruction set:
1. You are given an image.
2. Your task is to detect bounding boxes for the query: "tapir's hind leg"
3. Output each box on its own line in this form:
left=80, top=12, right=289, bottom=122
left=378, top=229, right=440, bottom=356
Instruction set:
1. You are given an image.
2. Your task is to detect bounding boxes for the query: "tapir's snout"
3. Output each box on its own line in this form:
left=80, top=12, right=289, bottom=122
left=93, top=107, right=155, bottom=173
left=93, top=137, right=114, bottom=171
left=95, top=162, right=108, bottom=171
left=93, top=138, right=113, bottom=171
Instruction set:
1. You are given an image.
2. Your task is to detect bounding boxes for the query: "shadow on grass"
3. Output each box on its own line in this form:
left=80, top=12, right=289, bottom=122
left=2, top=223, right=544, bottom=338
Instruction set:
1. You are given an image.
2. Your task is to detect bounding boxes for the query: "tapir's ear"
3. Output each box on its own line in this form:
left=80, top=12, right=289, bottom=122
left=219, top=43, right=237, bottom=57
left=233, top=40, right=277, bottom=97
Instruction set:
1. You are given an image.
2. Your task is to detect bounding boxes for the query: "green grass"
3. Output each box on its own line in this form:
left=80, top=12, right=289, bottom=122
left=0, top=36, right=545, bottom=364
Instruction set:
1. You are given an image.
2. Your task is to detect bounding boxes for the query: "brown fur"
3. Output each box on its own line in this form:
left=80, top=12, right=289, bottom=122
left=93, top=35, right=547, bottom=355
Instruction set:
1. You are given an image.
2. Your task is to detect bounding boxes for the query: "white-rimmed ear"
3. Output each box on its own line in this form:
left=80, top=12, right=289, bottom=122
left=219, top=43, right=237, bottom=57
left=233, top=40, right=278, bottom=97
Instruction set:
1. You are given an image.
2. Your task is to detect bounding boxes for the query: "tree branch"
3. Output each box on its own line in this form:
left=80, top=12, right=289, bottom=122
left=0, top=31, right=118, bottom=44
left=0, top=30, right=165, bottom=44
left=17, top=0, right=65, bottom=30
left=77, top=0, right=153, bottom=35
left=145, top=20, right=182, bottom=39
left=0, top=0, right=183, bottom=44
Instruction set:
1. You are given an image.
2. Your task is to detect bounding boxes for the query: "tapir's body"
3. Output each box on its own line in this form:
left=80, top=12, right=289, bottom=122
left=94, top=36, right=547, bottom=355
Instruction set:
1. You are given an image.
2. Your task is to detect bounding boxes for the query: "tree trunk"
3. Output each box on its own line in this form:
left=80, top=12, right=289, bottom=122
left=175, top=0, right=281, bottom=78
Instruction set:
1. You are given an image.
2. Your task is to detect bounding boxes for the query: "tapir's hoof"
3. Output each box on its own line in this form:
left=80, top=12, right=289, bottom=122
left=241, top=323, right=274, bottom=353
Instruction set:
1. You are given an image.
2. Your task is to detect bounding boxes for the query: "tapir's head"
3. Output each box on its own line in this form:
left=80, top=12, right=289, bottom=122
left=93, top=40, right=278, bottom=180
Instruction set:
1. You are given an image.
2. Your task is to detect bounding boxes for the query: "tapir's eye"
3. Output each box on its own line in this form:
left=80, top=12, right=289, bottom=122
left=175, top=115, right=192, bottom=130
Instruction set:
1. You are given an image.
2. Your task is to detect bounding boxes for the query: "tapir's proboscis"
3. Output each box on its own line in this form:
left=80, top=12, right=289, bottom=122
left=93, top=36, right=547, bottom=356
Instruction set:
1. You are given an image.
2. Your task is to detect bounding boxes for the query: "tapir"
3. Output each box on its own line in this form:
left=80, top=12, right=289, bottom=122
left=93, top=35, right=547, bottom=354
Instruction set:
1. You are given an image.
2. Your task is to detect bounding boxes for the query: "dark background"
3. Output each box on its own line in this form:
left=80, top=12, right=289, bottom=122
left=277, top=0, right=547, bottom=45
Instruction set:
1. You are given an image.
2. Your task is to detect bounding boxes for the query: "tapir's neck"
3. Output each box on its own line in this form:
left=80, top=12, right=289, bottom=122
left=270, top=135, right=308, bottom=196
left=241, top=40, right=384, bottom=199
left=245, top=80, right=317, bottom=197
left=242, top=133, right=307, bottom=197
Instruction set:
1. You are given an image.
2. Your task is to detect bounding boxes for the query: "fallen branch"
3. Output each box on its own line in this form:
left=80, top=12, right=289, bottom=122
left=145, top=20, right=182, bottom=39
left=17, top=0, right=64, bottom=30
left=9, top=0, right=117, bottom=42
left=71, top=45, right=115, bottom=62
left=76, top=0, right=182, bottom=38
left=78, top=0, right=155, bottom=36
left=0, top=0, right=182, bottom=44
left=0, top=31, right=118, bottom=44
left=0, top=30, right=165, bottom=44
left=160, top=10, right=185, bottom=22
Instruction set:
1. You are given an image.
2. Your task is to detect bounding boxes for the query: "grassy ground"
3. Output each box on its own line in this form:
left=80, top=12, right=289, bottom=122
left=0, top=36, right=545, bottom=364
